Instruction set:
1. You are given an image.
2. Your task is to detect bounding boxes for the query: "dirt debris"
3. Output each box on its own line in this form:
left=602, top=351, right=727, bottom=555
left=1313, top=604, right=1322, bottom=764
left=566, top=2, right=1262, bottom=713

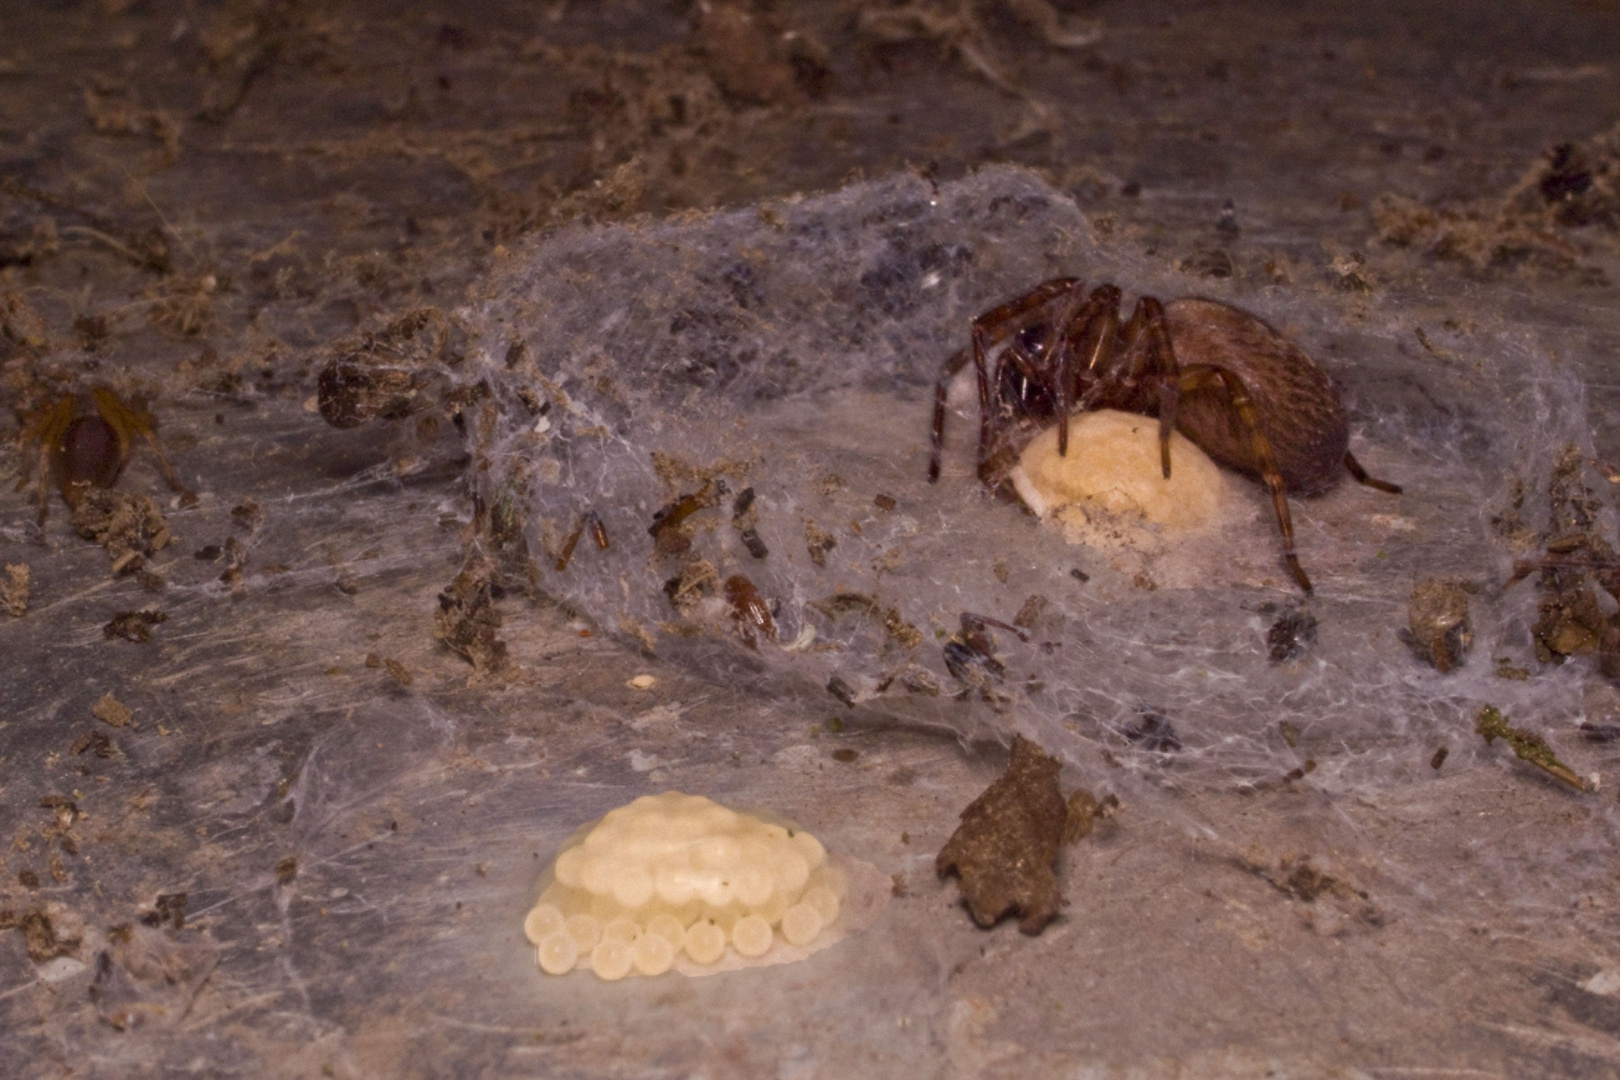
left=71, top=490, right=173, bottom=574
left=103, top=609, right=167, bottom=643
left=92, top=693, right=133, bottom=728
left=1400, top=579, right=1473, bottom=673
left=692, top=3, right=801, bottom=106
left=1508, top=448, right=1620, bottom=678
left=71, top=730, right=115, bottom=758
left=1266, top=602, right=1317, bottom=663
left=1061, top=788, right=1119, bottom=844
left=1, top=907, right=81, bottom=964
left=1372, top=119, right=1620, bottom=280
left=317, top=308, right=459, bottom=429
left=1, top=563, right=29, bottom=616
left=936, top=735, right=1069, bottom=935
left=434, top=560, right=509, bottom=676
left=141, top=893, right=187, bottom=930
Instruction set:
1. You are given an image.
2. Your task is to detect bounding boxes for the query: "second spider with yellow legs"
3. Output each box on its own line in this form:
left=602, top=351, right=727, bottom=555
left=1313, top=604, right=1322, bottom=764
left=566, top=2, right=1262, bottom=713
left=16, top=387, right=197, bottom=525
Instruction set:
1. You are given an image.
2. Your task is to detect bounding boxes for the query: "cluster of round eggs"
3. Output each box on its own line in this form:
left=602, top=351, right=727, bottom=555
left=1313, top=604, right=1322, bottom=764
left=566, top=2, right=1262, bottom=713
left=524, top=792, right=845, bottom=980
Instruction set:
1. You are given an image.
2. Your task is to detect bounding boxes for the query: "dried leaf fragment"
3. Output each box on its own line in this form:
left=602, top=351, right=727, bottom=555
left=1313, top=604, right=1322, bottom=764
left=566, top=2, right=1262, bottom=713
left=1061, top=789, right=1119, bottom=844
left=936, top=735, right=1067, bottom=935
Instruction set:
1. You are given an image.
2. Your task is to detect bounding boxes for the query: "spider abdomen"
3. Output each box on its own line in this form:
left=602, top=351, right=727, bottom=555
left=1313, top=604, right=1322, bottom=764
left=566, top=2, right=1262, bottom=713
left=1164, top=299, right=1349, bottom=497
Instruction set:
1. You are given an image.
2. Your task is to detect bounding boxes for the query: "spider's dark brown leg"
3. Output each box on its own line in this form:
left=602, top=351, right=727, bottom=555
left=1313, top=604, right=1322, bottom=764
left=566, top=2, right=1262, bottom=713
left=1050, top=285, right=1123, bottom=457
left=1343, top=452, right=1402, bottom=494
left=1130, top=297, right=1182, bottom=479
left=1096, top=295, right=1181, bottom=478
left=969, top=278, right=1082, bottom=475
left=1180, top=365, right=1313, bottom=593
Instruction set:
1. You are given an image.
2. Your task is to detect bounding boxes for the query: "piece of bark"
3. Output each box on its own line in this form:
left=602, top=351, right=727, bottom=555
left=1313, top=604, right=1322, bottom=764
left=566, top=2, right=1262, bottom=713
left=936, top=735, right=1067, bottom=935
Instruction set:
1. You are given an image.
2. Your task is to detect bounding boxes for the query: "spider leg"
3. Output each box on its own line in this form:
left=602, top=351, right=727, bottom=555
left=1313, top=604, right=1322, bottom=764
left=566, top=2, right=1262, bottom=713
left=1342, top=451, right=1402, bottom=494
left=961, top=611, right=1031, bottom=643
left=1099, top=295, right=1181, bottom=478
left=1050, top=284, right=1122, bottom=457
left=31, top=434, right=51, bottom=525
left=20, top=396, right=74, bottom=526
left=928, top=346, right=970, bottom=483
left=1072, top=287, right=1126, bottom=412
left=94, top=388, right=198, bottom=507
left=1180, top=364, right=1313, bottom=593
left=968, top=277, right=1082, bottom=476
left=1136, top=297, right=1181, bottom=479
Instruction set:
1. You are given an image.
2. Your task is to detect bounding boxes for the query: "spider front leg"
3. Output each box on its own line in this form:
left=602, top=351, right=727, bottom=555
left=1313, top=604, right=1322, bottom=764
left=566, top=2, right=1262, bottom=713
left=929, top=277, right=1086, bottom=484
left=1134, top=297, right=1184, bottom=480
left=17, top=396, right=74, bottom=526
left=1178, top=365, right=1313, bottom=593
left=1075, top=293, right=1182, bottom=479
left=971, top=278, right=1084, bottom=472
left=1048, top=284, right=1124, bottom=458
left=92, top=388, right=197, bottom=508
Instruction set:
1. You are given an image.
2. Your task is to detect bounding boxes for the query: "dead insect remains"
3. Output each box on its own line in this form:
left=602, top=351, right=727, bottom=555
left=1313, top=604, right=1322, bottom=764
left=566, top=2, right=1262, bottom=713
left=929, top=280, right=1400, bottom=591
left=1475, top=705, right=1589, bottom=792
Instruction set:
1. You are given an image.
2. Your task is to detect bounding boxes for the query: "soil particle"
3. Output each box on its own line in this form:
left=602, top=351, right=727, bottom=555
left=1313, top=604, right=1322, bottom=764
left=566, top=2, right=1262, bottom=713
left=1400, top=579, right=1473, bottom=672
left=936, top=735, right=1068, bottom=935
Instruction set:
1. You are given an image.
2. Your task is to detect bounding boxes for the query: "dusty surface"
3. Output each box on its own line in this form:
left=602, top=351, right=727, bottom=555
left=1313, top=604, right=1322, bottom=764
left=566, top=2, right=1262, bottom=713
left=4, top=1, right=1620, bottom=1077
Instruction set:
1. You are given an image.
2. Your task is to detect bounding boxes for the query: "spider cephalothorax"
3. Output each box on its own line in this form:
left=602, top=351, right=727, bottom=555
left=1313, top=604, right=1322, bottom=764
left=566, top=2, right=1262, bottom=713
left=928, top=278, right=1401, bottom=592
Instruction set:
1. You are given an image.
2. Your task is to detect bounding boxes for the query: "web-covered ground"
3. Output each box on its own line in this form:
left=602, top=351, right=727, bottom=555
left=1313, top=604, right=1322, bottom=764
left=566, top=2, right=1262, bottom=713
left=4, top=2, right=1620, bottom=1077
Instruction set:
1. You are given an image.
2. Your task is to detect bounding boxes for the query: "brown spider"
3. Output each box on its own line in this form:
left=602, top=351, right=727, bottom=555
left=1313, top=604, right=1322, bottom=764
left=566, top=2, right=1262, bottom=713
left=15, top=387, right=196, bottom=525
left=928, top=279, right=1401, bottom=591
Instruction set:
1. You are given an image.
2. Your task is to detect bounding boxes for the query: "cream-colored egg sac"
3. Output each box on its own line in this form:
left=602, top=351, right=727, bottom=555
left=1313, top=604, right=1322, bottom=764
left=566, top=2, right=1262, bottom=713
left=526, top=792, right=865, bottom=980
left=1009, top=409, right=1227, bottom=534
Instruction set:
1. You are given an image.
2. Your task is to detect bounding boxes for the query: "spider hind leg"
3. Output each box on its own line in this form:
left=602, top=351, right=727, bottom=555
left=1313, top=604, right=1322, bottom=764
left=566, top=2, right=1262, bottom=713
left=1343, top=452, right=1401, bottom=494
left=1179, top=364, right=1313, bottom=593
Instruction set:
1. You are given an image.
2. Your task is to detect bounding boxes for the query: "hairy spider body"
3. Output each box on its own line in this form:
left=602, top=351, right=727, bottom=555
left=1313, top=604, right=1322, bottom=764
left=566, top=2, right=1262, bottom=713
left=15, top=387, right=195, bottom=524
left=928, top=279, right=1400, bottom=592
left=1162, top=299, right=1348, bottom=496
